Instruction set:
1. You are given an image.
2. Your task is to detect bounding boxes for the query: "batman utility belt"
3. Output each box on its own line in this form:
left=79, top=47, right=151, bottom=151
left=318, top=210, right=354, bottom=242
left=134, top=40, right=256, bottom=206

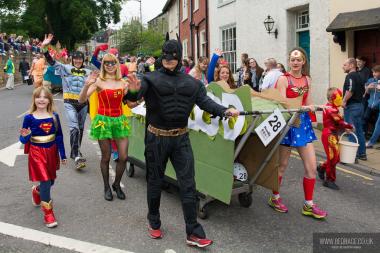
left=63, top=93, right=80, bottom=100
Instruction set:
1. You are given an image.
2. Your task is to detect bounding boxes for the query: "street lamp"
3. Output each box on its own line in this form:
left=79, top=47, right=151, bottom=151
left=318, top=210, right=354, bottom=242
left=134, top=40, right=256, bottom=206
left=129, top=0, right=143, bottom=35
left=263, top=15, right=278, bottom=39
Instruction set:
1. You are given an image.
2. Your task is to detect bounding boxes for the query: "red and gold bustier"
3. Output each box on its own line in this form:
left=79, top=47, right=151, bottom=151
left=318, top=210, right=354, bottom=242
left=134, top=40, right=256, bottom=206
left=98, top=89, right=123, bottom=117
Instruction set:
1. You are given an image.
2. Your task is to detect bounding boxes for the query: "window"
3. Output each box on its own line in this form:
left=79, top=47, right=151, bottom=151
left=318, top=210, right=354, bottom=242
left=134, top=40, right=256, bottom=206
left=296, top=10, right=309, bottom=31
left=200, top=30, right=207, bottom=57
left=221, top=25, right=237, bottom=72
left=182, top=39, right=188, bottom=59
left=182, top=0, right=188, bottom=21
left=194, top=0, right=199, bottom=12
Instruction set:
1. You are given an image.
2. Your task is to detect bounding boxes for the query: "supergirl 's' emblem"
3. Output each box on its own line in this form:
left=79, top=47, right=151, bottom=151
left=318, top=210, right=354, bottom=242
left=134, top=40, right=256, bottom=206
left=40, top=122, right=53, bottom=134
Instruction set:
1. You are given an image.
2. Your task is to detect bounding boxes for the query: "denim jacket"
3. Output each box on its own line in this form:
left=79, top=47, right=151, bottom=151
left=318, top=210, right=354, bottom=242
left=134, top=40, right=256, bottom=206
left=366, top=77, right=380, bottom=109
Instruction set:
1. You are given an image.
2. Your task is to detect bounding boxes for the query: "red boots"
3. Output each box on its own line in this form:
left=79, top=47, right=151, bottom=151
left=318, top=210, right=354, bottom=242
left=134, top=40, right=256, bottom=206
left=41, top=200, right=58, bottom=228
left=31, top=185, right=41, bottom=206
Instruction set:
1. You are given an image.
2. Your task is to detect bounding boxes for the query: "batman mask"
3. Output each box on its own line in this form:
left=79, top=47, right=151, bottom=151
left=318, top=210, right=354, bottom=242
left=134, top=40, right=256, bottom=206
left=160, top=33, right=182, bottom=73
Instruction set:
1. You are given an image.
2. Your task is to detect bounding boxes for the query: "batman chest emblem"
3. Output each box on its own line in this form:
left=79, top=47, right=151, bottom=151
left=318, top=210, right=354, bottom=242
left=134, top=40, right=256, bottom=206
left=39, top=122, right=53, bottom=134
left=71, top=68, right=86, bottom=76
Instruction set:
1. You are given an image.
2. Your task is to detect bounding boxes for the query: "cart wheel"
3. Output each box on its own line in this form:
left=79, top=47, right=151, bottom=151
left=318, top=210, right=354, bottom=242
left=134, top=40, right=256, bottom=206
left=127, top=163, right=135, bottom=177
left=196, top=201, right=208, bottom=219
left=238, top=193, right=253, bottom=208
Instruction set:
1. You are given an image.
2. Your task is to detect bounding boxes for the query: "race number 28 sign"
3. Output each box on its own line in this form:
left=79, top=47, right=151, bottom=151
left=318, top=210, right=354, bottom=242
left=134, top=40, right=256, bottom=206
left=255, top=109, right=286, bottom=146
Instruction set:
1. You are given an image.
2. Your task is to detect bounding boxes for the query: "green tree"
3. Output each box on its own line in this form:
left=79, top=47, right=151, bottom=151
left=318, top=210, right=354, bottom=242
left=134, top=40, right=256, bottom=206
left=119, top=19, right=143, bottom=55
left=2, top=0, right=124, bottom=50
left=119, top=19, right=164, bottom=57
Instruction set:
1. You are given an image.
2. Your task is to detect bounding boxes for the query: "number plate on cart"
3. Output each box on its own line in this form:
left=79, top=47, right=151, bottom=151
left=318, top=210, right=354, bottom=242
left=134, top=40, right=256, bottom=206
left=255, top=109, right=286, bottom=146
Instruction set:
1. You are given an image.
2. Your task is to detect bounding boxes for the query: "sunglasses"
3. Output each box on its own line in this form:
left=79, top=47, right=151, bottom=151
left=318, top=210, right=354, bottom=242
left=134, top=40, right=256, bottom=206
left=104, top=61, right=117, bottom=66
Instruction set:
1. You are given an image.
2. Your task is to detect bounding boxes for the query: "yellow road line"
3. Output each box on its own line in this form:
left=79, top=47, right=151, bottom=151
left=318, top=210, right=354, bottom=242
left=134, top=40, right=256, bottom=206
left=335, top=167, right=373, bottom=181
left=290, top=151, right=373, bottom=181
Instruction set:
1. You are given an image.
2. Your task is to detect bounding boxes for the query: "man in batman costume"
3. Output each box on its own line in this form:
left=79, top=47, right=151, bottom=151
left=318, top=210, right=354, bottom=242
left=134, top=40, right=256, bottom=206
left=124, top=34, right=239, bottom=248
left=41, top=34, right=90, bottom=170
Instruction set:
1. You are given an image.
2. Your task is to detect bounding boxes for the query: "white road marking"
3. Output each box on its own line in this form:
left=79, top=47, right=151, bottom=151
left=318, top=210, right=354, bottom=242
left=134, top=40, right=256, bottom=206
left=0, top=142, right=25, bottom=167
left=17, top=110, right=29, bottom=119
left=0, top=221, right=135, bottom=253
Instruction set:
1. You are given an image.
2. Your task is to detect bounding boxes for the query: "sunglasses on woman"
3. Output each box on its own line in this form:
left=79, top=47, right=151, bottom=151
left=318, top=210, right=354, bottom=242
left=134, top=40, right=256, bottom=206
left=104, top=61, right=117, bottom=66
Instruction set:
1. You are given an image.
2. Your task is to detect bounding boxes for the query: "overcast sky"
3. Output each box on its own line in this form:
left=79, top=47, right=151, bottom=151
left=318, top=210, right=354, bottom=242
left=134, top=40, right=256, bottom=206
left=111, top=0, right=167, bottom=28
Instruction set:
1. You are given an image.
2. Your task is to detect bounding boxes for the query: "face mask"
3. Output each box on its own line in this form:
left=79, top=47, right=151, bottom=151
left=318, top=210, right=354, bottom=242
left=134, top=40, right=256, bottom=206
left=331, top=89, right=343, bottom=107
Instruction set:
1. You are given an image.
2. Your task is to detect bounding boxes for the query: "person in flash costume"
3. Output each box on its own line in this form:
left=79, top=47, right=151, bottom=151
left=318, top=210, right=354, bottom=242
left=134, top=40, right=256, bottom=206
left=123, top=34, right=239, bottom=248
left=317, top=88, right=353, bottom=190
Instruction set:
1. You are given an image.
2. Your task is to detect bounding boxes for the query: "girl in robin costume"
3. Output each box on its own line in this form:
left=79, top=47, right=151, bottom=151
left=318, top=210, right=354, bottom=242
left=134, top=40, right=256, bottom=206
left=79, top=54, right=130, bottom=201
left=268, top=47, right=328, bottom=219
left=19, top=86, right=67, bottom=228
left=317, top=88, right=353, bottom=190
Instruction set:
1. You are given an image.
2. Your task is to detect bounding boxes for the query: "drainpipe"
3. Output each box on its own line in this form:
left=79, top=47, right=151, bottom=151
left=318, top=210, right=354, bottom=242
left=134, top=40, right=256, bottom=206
left=205, top=0, right=209, bottom=58
left=190, top=0, right=194, bottom=59
left=178, top=0, right=181, bottom=40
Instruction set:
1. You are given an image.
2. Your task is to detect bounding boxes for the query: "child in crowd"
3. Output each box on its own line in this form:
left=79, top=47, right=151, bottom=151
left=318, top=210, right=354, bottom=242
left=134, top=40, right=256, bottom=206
left=19, top=87, right=67, bottom=227
left=317, top=87, right=353, bottom=190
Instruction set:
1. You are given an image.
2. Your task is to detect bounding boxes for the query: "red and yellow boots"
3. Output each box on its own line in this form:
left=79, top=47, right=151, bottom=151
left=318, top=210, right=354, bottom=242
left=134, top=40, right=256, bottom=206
left=41, top=200, right=58, bottom=228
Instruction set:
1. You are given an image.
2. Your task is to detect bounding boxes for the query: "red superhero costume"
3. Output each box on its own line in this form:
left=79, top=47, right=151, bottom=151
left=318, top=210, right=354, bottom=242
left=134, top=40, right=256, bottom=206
left=319, top=89, right=352, bottom=182
left=20, top=113, right=66, bottom=181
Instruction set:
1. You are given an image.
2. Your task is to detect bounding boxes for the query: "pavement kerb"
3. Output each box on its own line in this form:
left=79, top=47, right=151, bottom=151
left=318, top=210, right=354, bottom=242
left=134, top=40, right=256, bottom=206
left=0, top=82, right=24, bottom=91
left=315, top=150, right=380, bottom=177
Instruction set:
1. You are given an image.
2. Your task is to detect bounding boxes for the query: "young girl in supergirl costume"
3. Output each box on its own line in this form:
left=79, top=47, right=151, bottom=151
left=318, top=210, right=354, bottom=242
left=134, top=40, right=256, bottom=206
left=19, top=86, right=67, bottom=228
left=79, top=54, right=130, bottom=201
left=269, top=47, right=328, bottom=219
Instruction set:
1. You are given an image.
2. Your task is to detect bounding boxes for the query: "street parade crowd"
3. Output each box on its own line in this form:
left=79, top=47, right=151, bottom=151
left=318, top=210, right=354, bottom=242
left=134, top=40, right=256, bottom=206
left=0, top=29, right=376, bottom=249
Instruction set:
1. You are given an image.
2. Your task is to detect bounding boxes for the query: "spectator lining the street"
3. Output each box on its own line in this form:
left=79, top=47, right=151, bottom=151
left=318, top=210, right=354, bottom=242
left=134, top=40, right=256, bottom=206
left=261, top=58, right=283, bottom=90
left=19, top=57, right=30, bottom=84
left=277, top=63, right=286, bottom=73
left=248, top=58, right=264, bottom=92
left=207, top=48, right=223, bottom=83
left=342, top=58, right=367, bottom=161
left=180, top=59, right=191, bottom=74
left=214, top=64, right=237, bottom=89
left=237, top=53, right=249, bottom=87
left=364, top=65, right=380, bottom=149
left=4, top=54, right=15, bottom=90
left=189, top=56, right=209, bottom=85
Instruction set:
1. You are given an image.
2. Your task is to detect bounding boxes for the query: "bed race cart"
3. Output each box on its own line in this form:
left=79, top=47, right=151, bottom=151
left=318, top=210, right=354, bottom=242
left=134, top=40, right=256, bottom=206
left=126, top=82, right=312, bottom=219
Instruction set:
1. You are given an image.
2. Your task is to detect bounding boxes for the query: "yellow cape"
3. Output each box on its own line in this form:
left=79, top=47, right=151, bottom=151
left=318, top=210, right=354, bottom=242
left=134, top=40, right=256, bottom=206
left=89, top=91, right=132, bottom=120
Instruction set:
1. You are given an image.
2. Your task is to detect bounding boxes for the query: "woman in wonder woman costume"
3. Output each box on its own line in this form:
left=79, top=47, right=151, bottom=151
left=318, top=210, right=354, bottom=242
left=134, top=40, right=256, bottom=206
left=268, top=47, right=328, bottom=219
left=79, top=54, right=130, bottom=201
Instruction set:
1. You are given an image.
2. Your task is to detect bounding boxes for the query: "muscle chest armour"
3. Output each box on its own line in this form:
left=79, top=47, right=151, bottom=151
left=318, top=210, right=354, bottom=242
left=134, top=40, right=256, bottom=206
left=144, top=71, right=200, bottom=128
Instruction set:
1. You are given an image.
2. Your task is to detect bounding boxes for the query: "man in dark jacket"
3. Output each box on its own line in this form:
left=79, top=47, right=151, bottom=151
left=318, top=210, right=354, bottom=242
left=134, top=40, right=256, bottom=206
left=19, top=57, right=30, bottom=84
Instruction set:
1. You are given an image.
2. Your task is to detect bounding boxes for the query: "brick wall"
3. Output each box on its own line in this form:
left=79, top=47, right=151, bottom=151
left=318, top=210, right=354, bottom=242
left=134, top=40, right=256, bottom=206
left=0, top=53, right=34, bottom=87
